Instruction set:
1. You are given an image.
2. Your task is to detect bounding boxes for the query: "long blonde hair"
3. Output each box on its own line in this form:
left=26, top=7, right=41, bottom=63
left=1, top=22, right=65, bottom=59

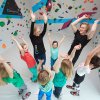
left=61, top=59, right=73, bottom=78
left=0, top=63, right=9, bottom=85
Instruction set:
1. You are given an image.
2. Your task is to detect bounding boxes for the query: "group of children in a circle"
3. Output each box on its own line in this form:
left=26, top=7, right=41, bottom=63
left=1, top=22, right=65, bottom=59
left=0, top=10, right=100, bottom=100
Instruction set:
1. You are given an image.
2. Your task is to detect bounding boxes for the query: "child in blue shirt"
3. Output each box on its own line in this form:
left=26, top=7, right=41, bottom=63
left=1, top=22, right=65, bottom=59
left=47, top=33, right=65, bottom=70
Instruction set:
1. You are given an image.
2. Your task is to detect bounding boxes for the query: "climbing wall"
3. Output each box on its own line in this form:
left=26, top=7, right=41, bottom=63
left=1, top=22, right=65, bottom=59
left=0, top=0, right=31, bottom=53
left=30, top=0, right=100, bottom=44
left=0, top=0, right=100, bottom=54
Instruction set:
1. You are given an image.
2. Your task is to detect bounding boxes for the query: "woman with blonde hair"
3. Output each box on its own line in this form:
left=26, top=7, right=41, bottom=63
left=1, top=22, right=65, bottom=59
left=68, top=14, right=99, bottom=65
left=30, top=10, right=48, bottom=69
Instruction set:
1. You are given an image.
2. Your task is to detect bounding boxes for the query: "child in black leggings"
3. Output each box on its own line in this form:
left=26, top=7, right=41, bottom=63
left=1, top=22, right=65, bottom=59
left=67, top=44, right=100, bottom=96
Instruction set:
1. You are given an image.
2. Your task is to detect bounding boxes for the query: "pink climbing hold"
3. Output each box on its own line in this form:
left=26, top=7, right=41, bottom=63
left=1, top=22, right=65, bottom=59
left=46, top=0, right=52, bottom=12
left=61, top=19, right=73, bottom=30
left=77, top=12, right=96, bottom=18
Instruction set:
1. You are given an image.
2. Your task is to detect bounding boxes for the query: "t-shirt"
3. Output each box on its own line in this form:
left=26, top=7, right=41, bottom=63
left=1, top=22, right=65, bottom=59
left=30, top=22, right=47, bottom=55
left=39, top=81, right=53, bottom=92
left=73, top=30, right=90, bottom=48
left=68, top=30, right=91, bottom=55
left=2, top=70, right=24, bottom=88
left=51, top=47, right=58, bottom=60
left=76, top=63, right=91, bottom=76
left=21, top=51, right=36, bottom=68
left=53, top=69, right=67, bottom=87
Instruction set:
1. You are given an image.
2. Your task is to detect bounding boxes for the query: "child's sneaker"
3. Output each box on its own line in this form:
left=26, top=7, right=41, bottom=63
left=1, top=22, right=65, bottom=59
left=66, top=85, right=74, bottom=90
left=70, top=91, right=79, bottom=96
left=18, top=90, right=23, bottom=95
left=58, top=95, right=62, bottom=100
left=22, top=92, right=31, bottom=100
left=53, top=91, right=59, bottom=99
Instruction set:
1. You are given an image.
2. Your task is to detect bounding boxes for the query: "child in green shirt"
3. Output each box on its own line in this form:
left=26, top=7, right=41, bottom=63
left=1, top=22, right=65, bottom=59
left=0, top=56, right=31, bottom=100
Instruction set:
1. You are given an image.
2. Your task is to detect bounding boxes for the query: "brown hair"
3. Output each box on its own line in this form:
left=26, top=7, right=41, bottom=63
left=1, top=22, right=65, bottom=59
left=52, top=41, right=58, bottom=47
left=0, top=62, right=11, bottom=85
left=61, top=59, right=73, bottom=78
left=0, top=63, right=9, bottom=78
left=38, top=70, right=50, bottom=85
left=90, top=55, right=100, bottom=70
left=80, top=22, right=90, bottom=32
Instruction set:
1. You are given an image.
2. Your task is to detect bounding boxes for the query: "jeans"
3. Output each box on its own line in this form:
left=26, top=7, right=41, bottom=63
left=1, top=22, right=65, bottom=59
left=51, top=58, right=57, bottom=68
left=38, top=89, right=52, bottom=100
left=53, top=87, right=62, bottom=98
left=34, top=53, right=46, bottom=67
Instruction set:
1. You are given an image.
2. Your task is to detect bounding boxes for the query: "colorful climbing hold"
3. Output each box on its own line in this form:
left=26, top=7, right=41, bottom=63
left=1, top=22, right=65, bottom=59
left=55, top=9, right=59, bottom=12
left=92, top=7, right=98, bottom=11
left=2, top=43, right=7, bottom=49
left=0, top=22, right=5, bottom=27
left=13, top=30, right=18, bottom=36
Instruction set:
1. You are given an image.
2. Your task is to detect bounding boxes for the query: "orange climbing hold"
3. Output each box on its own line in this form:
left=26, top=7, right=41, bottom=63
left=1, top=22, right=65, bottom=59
left=2, top=43, right=7, bottom=49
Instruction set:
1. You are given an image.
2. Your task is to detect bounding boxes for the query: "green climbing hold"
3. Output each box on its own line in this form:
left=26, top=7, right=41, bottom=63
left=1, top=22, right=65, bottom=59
left=52, top=0, right=56, bottom=2
left=79, top=5, right=82, bottom=8
left=13, top=30, right=18, bottom=36
left=55, top=9, right=59, bottom=12
left=0, top=21, right=5, bottom=27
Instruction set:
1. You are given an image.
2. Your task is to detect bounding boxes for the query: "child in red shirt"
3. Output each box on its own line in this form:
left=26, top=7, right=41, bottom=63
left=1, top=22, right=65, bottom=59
left=12, top=36, right=37, bottom=82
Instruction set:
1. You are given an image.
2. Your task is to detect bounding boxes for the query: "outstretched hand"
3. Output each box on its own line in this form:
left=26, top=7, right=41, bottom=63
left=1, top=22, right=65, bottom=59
left=30, top=10, right=36, bottom=21
left=94, top=19, right=100, bottom=23
left=38, top=59, right=44, bottom=64
left=43, top=13, right=48, bottom=23
left=82, top=14, right=90, bottom=19
left=74, top=44, right=81, bottom=50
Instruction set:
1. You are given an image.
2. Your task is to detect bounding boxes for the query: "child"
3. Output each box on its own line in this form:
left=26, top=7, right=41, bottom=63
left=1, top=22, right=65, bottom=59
left=30, top=10, right=48, bottom=68
left=68, top=14, right=100, bottom=65
left=53, top=44, right=81, bottom=99
left=47, top=32, right=65, bottom=70
left=0, top=56, right=31, bottom=100
left=12, top=36, right=38, bottom=82
left=66, top=44, right=100, bottom=96
left=37, top=60, right=54, bottom=100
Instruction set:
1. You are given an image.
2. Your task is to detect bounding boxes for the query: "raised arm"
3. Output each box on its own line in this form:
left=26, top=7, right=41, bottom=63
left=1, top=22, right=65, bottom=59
left=53, top=56, right=63, bottom=73
left=87, top=19, right=100, bottom=39
left=0, top=57, right=13, bottom=78
left=58, top=35, right=65, bottom=47
left=71, top=14, right=89, bottom=33
left=84, top=44, right=100, bottom=66
left=47, top=33, right=52, bottom=47
left=21, top=38, right=28, bottom=48
left=43, top=66, right=53, bottom=80
left=12, top=36, right=24, bottom=56
left=69, top=44, right=81, bottom=61
left=40, top=13, right=48, bottom=37
left=30, top=10, right=36, bottom=37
